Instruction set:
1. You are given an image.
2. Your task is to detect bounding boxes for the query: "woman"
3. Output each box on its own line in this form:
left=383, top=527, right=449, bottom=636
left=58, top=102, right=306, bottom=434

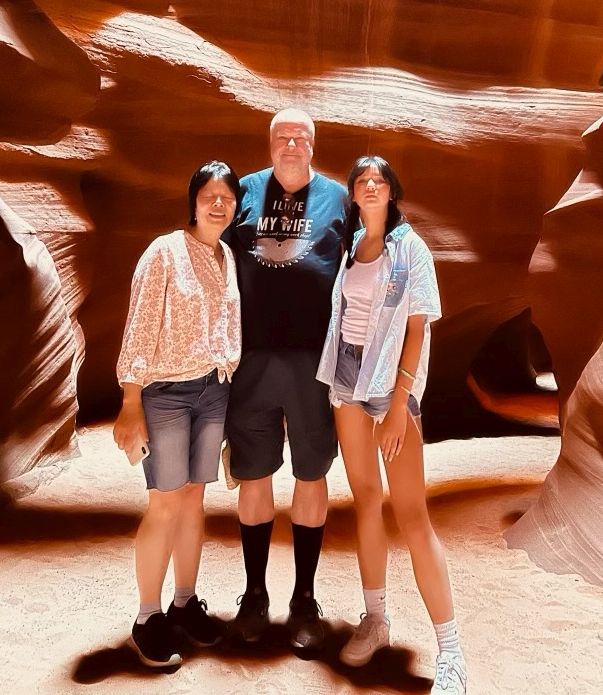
left=317, top=156, right=467, bottom=694
left=114, top=160, right=241, bottom=668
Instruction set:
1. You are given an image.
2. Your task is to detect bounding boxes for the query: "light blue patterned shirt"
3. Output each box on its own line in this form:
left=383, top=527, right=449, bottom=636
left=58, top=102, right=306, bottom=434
left=316, top=222, right=441, bottom=405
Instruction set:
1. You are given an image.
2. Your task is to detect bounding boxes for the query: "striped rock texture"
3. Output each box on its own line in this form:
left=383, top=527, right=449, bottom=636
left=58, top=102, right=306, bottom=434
left=505, top=115, right=603, bottom=586
left=505, top=341, right=603, bottom=586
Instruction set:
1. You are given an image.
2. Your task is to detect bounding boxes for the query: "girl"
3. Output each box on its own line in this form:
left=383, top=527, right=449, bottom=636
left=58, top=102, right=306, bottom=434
left=114, top=161, right=241, bottom=668
left=317, top=156, right=467, bottom=694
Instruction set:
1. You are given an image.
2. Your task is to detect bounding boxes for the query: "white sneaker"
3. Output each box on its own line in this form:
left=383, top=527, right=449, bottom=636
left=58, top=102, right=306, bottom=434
left=431, top=651, right=467, bottom=694
left=339, top=613, right=390, bottom=667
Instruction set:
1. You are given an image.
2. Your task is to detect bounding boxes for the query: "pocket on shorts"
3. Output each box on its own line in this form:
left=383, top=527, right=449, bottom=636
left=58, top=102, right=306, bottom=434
left=334, top=343, right=359, bottom=393
left=384, top=268, right=408, bottom=307
left=200, top=379, right=230, bottom=420
left=407, top=394, right=421, bottom=418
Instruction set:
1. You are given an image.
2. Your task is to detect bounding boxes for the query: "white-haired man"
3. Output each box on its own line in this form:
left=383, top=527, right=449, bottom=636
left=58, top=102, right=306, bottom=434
left=223, top=108, right=346, bottom=649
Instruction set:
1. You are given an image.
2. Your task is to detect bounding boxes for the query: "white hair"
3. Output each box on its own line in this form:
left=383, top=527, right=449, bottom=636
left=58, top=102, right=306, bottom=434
left=269, top=108, right=315, bottom=137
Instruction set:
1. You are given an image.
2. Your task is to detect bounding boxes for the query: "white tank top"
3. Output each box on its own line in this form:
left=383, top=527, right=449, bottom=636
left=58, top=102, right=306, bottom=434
left=341, top=255, right=384, bottom=346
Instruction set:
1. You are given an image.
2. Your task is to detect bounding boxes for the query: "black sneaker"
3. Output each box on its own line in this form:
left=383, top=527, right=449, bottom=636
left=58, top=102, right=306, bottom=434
left=286, top=595, right=325, bottom=649
left=129, top=613, right=183, bottom=668
left=166, top=595, right=222, bottom=647
left=230, top=591, right=270, bottom=642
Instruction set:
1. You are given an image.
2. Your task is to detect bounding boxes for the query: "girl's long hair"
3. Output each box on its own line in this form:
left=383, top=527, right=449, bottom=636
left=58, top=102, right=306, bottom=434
left=344, top=155, right=404, bottom=268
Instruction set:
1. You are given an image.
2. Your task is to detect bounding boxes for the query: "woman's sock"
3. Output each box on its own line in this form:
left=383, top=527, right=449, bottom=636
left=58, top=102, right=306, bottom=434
left=136, top=602, right=162, bottom=624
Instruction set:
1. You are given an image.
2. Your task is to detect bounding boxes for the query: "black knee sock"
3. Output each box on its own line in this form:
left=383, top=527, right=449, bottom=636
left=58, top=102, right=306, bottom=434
left=292, top=522, right=325, bottom=599
left=240, top=520, right=273, bottom=596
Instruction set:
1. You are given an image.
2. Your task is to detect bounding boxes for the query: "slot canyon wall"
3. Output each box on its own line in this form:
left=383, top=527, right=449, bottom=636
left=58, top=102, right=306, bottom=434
left=505, top=115, right=603, bottom=585
left=1, top=1, right=602, bottom=581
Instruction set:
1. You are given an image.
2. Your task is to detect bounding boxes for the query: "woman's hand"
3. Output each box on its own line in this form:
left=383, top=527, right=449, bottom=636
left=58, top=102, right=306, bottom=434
left=375, top=407, right=407, bottom=463
left=113, top=384, right=148, bottom=453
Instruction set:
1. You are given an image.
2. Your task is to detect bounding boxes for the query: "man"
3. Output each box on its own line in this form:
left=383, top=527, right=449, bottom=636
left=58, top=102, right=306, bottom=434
left=223, top=108, right=346, bottom=649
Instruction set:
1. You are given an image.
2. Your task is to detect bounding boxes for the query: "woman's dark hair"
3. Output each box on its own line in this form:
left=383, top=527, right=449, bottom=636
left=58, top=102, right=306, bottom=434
left=344, top=155, right=404, bottom=268
left=188, top=160, right=241, bottom=226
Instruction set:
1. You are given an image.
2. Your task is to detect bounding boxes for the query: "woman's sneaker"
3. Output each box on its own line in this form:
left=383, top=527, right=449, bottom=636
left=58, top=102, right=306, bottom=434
left=166, top=595, right=222, bottom=647
left=129, top=613, right=182, bottom=668
left=339, top=613, right=390, bottom=667
left=431, top=651, right=467, bottom=694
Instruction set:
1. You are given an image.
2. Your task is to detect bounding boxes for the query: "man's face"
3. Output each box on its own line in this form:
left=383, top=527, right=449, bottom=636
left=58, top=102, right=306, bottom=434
left=270, top=121, right=314, bottom=173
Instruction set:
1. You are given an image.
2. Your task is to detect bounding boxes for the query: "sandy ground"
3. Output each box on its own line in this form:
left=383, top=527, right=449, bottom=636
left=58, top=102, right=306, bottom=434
left=1, top=427, right=602, bottom=695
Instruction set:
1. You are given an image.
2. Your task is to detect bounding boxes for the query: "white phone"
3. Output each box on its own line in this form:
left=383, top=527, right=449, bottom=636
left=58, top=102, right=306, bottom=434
left=126, top=437, right=151, bottom=466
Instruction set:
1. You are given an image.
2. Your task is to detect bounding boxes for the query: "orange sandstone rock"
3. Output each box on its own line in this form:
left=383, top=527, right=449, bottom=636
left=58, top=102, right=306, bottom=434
left=0, top=2, right=602, bottom=472
left=0, top=196, right=78, bottom=482
left=505, top=342, right=603, bottom=586
left=505, top=116, right=603, bottom=585
left=528, top=116, right=603, bottom=407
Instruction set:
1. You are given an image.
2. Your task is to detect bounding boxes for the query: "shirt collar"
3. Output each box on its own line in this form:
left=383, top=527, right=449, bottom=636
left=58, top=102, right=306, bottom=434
left=184, top=229, right=220, bottom=255
left=386, top=221, right=411, bottom=242
left=352, top=222, right=410, bottom=255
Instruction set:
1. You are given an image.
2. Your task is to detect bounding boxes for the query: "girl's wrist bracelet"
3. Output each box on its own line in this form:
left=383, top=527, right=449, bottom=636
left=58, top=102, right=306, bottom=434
left=397, top=367, right=416, bottom=381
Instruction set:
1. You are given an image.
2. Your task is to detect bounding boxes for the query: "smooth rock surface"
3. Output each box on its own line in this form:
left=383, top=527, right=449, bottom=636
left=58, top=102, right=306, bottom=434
left=0, top=196, right=78, bottom=481
left=506, top=341, right=603, bottom=586
left=506, top=117, right=603, bottom=586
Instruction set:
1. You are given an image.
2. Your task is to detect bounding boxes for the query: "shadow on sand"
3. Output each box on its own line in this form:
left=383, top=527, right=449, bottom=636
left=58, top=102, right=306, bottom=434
left=72, top=619, right=432, bottom=692
left=0, top=502, right=140, bottom=545
left=0, top=480, right=539, bottom=549
left=4, top=479, right=540, bottom=690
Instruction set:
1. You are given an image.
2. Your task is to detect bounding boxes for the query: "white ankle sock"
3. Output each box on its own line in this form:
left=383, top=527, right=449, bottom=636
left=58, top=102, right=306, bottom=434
left=363, top=587, right=387, bottom=618
left=174, top=587, right=196, bottom=608
left=434, top=617, right=462, bottom=655
left=136, top=602, right=162, bottom=624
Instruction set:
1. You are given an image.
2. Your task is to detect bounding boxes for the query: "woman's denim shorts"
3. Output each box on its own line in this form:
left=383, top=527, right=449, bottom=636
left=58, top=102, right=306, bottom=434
left=141, top=370, right=229, bottom=492
left=332, top=339, right=421, bottom=422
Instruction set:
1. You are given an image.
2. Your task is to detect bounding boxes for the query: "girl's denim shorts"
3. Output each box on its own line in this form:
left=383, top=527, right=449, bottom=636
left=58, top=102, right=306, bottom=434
left=332, top=339, right=421, bottom=423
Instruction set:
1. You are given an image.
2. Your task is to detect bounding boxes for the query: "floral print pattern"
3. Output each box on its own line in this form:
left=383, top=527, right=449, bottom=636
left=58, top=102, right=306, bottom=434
left=117, top=229, right=241, bottom=387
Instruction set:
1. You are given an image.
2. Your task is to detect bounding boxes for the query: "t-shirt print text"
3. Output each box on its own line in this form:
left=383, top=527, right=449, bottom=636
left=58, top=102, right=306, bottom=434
left=256, top=198, right=313, bottom=238
left=252, top=194, right=315, bottom=267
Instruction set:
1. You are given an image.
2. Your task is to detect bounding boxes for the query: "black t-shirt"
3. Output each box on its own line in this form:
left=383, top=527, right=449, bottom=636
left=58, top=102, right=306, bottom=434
left=224, top=167, right=347, bottom=350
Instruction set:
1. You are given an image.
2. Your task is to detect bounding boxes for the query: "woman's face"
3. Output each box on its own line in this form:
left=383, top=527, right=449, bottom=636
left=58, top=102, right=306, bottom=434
left=352, top=165, right=391, bottom=214
left=195, top=177, right=237, bottom=234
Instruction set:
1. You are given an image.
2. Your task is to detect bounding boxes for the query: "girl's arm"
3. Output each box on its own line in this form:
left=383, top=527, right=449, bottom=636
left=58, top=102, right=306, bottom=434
left=390, top=314, right=426, bottom=409
left=377, top=236, right=441, bottom=463
left=376, top=314, right=425, bottom=462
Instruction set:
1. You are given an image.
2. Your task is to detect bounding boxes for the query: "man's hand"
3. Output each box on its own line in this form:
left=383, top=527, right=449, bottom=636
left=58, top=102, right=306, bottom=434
left=375, top=407, right=407, bottom=463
